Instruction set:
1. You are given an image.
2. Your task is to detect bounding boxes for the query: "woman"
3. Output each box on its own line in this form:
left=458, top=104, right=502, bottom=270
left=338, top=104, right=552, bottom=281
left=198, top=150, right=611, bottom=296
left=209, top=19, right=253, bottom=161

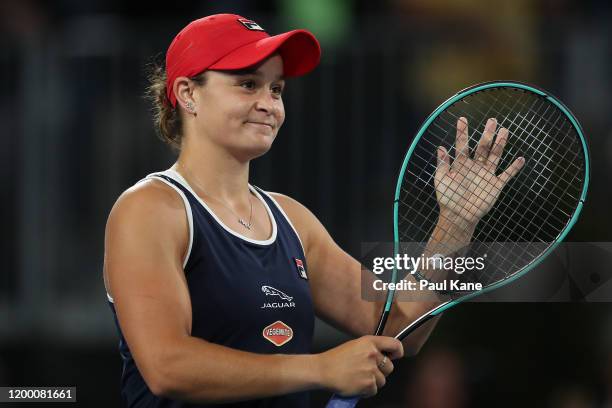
left=103, top=13, right=523, bottom=408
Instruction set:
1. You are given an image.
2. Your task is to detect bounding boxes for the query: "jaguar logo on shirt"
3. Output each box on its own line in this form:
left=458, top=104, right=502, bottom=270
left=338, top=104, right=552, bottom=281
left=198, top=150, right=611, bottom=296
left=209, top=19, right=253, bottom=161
left=261, top=285, right=295, bottom=309
left=262, top=321, right=293, bottom=346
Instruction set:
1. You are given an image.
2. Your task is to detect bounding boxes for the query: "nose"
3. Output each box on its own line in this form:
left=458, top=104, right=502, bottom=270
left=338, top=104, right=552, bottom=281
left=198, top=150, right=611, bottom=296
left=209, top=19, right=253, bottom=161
left=254, top=91, right=279, bottom=115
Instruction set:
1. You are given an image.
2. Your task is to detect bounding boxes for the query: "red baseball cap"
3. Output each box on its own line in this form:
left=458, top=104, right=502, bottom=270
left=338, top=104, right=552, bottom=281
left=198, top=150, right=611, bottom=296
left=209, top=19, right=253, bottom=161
left=165, top=14, right=321, bottom=107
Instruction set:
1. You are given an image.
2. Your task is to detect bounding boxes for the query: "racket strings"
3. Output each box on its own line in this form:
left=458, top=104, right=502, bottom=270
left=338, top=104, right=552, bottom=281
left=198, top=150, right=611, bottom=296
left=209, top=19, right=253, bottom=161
left=459, top=88, right=584, bottom=163
left=420, top=121, right=572, bottom=278
left=397, top=87, right=585, bottom=290
left=397, top=191, right=543, bottom=283
left=445, top=91, right=582, bottom=198
left=464, top=92, right=583, bottom=237
left=406, top=103, right=581, bottom=233
left=472, top=117, right=576, bottom=238
left=399, top=139, right=574, bottom=253
left=426, top=91, right=582, bottom=227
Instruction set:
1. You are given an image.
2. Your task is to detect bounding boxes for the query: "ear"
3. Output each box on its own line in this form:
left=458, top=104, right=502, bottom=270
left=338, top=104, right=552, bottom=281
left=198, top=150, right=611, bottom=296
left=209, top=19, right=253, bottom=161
left=172, top=76, right=196, bottom=112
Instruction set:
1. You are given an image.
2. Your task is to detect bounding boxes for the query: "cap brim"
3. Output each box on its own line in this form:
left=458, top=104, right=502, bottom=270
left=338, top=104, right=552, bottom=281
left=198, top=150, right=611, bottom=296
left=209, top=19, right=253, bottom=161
left=209, top=29, right=321, bottom=77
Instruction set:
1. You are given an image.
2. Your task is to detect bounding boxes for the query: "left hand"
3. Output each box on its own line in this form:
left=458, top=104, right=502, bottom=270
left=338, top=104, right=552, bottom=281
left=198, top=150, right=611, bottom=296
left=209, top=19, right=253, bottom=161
left=434, top=117, right=525, bottom=226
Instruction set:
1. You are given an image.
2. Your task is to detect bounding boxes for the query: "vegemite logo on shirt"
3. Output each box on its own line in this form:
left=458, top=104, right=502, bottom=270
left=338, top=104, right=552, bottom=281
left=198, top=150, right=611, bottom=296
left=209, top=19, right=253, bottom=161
left=262, top=321, right=293, bottom=346
left=294, top=258, right=308, bottom=280
left=261, top=285, right=295, bottom=309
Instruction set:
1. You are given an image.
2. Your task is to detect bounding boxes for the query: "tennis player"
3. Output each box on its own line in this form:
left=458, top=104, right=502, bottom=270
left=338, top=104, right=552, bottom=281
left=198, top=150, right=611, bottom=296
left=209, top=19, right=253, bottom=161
left=103, top=13, right=521, bottom=407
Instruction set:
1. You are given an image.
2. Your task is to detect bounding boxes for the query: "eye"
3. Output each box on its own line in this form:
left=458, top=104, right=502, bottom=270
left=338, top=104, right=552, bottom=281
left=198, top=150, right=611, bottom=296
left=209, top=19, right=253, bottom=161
left=271, top=84, right=284, bottom=97
left=240, top=80, right=256, bottom=90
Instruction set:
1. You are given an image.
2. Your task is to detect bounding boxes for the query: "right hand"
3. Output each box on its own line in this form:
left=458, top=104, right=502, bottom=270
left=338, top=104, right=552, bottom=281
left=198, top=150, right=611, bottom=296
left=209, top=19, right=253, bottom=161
left=316, top=335, right=404, bottom=397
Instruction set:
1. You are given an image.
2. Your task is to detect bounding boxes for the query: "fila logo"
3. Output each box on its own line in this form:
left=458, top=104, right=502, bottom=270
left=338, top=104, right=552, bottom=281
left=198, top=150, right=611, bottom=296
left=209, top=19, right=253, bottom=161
left=238, top=18, right=265, bottom=31
left=294, top=258, right=308, bottom=280
left=262, top=321, right=293, bottom=346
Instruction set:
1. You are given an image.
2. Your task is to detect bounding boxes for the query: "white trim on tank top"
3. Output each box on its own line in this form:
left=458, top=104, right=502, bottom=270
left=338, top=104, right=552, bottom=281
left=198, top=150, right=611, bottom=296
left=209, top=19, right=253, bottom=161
left=256, top=190, right=306, bottom=257
left=161, top=168, right=278, bottom=246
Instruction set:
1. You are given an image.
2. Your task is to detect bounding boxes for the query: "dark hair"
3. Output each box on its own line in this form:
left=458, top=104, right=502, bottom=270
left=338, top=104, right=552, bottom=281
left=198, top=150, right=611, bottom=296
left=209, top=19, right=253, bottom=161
left=144, top=61, right=207, bottom=151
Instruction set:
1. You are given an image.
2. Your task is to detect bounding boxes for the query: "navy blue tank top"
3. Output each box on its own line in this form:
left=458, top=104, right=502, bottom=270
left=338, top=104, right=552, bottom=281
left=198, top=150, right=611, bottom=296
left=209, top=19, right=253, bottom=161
left=107, top=169, right=314, bottom=407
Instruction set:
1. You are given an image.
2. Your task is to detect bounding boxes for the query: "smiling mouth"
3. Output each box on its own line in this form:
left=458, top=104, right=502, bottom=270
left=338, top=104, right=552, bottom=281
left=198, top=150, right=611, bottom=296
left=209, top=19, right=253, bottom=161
left=246, top=122, right=274, bottom=130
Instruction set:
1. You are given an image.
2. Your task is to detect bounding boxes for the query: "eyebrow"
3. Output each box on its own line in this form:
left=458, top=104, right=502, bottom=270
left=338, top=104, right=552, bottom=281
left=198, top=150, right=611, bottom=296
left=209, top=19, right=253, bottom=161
left=224, top=68, right=285, bottom=81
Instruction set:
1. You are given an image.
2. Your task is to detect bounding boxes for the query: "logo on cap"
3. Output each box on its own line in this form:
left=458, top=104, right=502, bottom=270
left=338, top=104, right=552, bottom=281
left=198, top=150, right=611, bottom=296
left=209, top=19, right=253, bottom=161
left=238, top=18, right=265, bottom=31
left=262, top=321, right=293, bottom=346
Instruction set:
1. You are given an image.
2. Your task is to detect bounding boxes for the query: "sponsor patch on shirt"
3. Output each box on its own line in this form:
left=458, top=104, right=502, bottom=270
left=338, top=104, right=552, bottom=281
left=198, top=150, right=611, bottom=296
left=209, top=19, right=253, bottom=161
left=262, top=321, right=293, bottom=346
left=294, top=258, right=308, bottom=280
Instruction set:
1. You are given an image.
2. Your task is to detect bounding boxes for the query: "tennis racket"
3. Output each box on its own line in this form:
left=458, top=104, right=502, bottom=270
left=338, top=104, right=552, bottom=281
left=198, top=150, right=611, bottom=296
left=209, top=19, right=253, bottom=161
left=327, top=81, right=589, bottom=408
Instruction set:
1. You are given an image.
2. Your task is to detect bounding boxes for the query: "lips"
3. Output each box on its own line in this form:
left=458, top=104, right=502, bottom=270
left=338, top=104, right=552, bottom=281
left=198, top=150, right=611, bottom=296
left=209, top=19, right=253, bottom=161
left=246, top=121, right=274, bottom=130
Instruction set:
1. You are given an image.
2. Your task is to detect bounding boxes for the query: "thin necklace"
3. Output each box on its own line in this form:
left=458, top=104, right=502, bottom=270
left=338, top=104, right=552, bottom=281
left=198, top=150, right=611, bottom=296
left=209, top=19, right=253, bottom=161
left=177, top=162, right=254, bottom=230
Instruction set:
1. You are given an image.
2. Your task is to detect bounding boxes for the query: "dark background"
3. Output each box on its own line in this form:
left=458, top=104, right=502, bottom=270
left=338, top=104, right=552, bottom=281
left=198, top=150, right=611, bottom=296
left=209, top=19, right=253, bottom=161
left=1, top=0, right=611, bottom=407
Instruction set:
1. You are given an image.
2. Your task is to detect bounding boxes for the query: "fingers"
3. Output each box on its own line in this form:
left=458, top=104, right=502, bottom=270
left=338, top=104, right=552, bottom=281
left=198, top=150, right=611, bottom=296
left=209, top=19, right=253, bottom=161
left=364, top=355, right=393, bottom=399
left=374, top=368, right=386, bottom=390
left=474, top=118, right=497, bottom=163
left=370, top=336, right=404, bottom=360
left=499, top=157, right=526, bottom=185
left=435, top=146, right=451, bottom=184
left=455, top=117, right=469, bottom=162
left=364, top=352, right=391, bottom=397
left=377, top=355, right=394, bottom=377
left=488, top=127, right=509, bottom=169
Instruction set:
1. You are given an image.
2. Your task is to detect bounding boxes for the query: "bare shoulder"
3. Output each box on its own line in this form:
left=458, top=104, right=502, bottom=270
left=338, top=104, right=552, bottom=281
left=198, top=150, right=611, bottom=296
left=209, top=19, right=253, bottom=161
left=113, top=178, right=185, bottom=215
left=106, top=177, right=189, bottom=256
left=104, top=178, right=190, bottom=297
left=107, top=178, right=187, bottom=236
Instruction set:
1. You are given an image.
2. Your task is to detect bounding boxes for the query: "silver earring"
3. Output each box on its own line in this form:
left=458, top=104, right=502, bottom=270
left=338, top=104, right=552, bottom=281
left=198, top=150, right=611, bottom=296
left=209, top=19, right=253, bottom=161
left=186, top=101, right=195, bottom=113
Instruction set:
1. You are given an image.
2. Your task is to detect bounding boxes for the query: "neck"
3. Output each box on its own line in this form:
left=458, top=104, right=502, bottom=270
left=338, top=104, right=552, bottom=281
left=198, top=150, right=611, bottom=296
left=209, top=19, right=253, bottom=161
left=174, top=137, right=251, bottom=204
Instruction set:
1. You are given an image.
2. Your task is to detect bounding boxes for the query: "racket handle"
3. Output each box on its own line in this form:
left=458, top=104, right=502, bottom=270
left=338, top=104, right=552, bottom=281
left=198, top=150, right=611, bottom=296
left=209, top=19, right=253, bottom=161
left=326, top=394, right=360, bottom=408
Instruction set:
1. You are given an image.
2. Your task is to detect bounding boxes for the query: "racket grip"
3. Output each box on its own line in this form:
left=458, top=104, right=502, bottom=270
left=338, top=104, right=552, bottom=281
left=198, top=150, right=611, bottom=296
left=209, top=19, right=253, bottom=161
left=326, top=394, right=360, bottom=408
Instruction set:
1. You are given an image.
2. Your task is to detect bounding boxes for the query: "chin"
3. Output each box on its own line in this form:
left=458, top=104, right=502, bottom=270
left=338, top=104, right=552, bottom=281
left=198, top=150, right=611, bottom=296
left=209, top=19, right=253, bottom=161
left=233, top=139, right=275, bottom=162
left=248, top=130, right=277, bottom=152
left=250, top=140, right=275, bottom=159
left=227, top=126, right=277, bottom=161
